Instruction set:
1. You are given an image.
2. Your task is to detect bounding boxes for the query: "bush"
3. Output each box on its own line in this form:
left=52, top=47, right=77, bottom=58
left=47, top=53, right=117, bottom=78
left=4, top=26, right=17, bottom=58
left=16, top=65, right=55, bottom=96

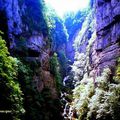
left=72, top=53, right=86, bottom=82
left=0, top=33, right=25, bottom=120
left=50, top=53, right=62, bottom=92
left=72, top=68, right=120, bottom=120
left=114, top=57, right=120, bottom=83
left=17, top=58, right=63, bottom=120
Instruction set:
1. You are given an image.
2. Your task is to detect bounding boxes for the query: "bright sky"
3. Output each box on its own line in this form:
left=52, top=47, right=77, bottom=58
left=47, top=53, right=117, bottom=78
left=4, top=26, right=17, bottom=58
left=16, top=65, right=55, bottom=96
left=44, top=0, right=90, bottom=17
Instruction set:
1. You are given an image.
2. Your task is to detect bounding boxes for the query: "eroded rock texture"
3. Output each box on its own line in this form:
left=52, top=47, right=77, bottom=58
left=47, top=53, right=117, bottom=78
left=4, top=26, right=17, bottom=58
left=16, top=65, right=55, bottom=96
left=94, top=0, right=120, bottom=74
left=0, top=0, right=57, bottom=98
left=72, top=0, right=120, bottom=81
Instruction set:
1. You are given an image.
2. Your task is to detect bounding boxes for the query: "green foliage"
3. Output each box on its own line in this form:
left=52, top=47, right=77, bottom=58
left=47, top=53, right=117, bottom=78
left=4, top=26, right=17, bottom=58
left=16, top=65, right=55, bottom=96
left=18, top=60, right=44, bottom=119
left=114, top=57, right=120, bottom=83
left=72, top=9, right=96, bottom=83
left=73, top=68, right=120, bottom=120
left=0, top=34, right=25, bottom=120
left=73, top=10, right=94, bottom=51
left=87, top=68, right=120, bottom=120
left=64, top=9, right=89, bottom=40
left=43, top=3, right=68, bottom=51
left=58, top=50, right=68, bottom=78
left=73, top=78, right=94, bottom=120
left=50, top=53, right=62, bottom=92
left=72, top=53, right=86, bottom=82
left=18, top=59, right=63, bottom=120
left=43, top=4, right=56, bottom=30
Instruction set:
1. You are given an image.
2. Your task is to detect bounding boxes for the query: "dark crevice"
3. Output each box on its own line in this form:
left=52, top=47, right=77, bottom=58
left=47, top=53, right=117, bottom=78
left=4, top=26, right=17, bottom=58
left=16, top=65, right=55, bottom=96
left=0, top=10, right=9, bottom=47
left=104, top=0, right=111, bottom=2
left=98, top=14, right=120, bottom=32
left=97, top=0, right=105, bottom=6
left=28, top=49, right=40, bottom=57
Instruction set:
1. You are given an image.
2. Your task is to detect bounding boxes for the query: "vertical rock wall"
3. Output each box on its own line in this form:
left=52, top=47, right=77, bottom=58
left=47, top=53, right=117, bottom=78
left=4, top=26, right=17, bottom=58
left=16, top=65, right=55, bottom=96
left=92, top=0, right=120, bottom=74
left=0, top=0, right=57, bottom=97
left=73, top=0, right=120, bottom=79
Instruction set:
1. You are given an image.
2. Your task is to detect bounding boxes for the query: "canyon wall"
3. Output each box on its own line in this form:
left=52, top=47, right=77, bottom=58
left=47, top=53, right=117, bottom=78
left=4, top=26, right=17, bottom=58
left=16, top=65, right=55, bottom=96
left=93, top=0, right=120, bottom=74
left=0, top=0, right=57, bottom=97
left=71, top=1, right=120, bottom=119
left=73, top=0, right=120, bottom=80
left=0, top=0, right=120, bottom=119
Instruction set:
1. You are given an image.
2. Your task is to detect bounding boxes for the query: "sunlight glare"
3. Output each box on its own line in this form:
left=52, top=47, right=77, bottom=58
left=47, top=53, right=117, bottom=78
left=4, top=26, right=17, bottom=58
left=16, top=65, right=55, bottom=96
left=44, top=0, right=90, bottom=17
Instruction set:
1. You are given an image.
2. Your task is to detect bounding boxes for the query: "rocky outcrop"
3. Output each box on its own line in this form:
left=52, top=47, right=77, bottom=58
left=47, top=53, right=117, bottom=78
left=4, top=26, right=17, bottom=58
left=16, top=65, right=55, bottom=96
left=0, top=0, right=22, bottom=48
left=72, top=0, right=120, bottom=81
left=0, top=0, right=57, bottom=97
left=70, top=1, right=120, bottom=119
left=92, top=0, right=120, bottom=74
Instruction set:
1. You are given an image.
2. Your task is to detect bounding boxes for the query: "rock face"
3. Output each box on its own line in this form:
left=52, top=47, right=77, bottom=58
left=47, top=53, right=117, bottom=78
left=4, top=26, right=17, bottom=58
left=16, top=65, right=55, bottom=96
left=0, top=0, right=119, bottom=106
left=73, top=0, right=120, bottom=79
left=93, top=0, right=120, bottom=74
left=0, top=0, right=57, bottom=97
left=0, top=0, right=22, bottom=48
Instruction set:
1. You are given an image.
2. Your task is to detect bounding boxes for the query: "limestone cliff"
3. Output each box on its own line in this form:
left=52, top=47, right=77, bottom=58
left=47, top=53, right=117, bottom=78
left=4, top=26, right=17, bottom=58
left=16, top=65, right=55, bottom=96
left=94, top=0, right=120, bottom=73
left=72, top=0, right=120, bottom=81
left=70, top=1, right=120, bottom=119
left=0, top=0, right=120, bottom=120
left=0, top=0, right=57, bottom=97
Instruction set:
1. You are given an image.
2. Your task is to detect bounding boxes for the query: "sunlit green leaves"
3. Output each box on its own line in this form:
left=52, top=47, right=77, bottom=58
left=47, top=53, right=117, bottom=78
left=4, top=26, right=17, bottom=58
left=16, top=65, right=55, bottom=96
left=50, top=53, right=62, bottom=92
left=72, top=68, right=120, bottom=120
left=0, top=34, right=25, bottom=120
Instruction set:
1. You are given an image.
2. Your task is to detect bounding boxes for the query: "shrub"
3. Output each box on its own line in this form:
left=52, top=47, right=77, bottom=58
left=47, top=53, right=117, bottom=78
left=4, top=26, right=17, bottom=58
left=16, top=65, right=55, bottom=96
left=17, top=58, right=63, bottom=120
left=114, top=57, right=120, bottom=83
left=72, top=53, right=86, bottom=82
left=72, top=68, right=120, bottom=120
left=73, top=77, right=94, bottom=120
left=50, top=53, right=62, bottom=92
left=0, top=33, right=25, bottom=120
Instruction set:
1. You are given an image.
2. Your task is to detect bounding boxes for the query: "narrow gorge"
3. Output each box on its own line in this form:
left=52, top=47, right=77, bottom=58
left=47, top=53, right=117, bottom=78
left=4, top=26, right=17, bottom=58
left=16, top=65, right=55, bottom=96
left=0, top=0, right=120, bottom=120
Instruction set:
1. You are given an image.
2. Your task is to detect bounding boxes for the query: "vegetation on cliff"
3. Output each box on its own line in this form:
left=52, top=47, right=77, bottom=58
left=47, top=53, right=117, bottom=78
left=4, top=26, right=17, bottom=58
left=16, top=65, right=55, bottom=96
left=17, top=59, right=63, bottom=120
left=0, top=32, right=25, bottom=120
left=0, top=0, right=120, bottom=120
left=73, top=67, right=120, bottom=120
left=50, top=53, right=62, bottom=92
